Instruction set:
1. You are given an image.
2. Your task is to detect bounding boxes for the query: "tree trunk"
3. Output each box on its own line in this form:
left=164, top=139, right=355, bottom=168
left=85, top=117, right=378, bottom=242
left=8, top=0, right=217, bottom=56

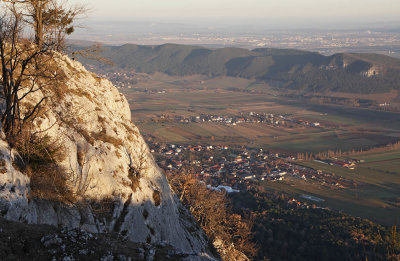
left=33, top=0, right=44, bottom=48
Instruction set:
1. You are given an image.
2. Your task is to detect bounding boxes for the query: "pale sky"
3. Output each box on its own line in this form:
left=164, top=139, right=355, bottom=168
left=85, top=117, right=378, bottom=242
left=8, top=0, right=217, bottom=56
left=72, top=0, right=400, bottom=20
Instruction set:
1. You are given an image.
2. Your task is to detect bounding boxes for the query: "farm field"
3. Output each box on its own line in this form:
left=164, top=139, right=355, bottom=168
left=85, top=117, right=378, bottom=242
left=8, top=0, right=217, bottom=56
left=119, top=73, right=400, bottom=225
left=285, top=150, right=400, bottom=225
left=121, top=74, right=400, bottom=154
left=137, top=121, right=398, bottom=154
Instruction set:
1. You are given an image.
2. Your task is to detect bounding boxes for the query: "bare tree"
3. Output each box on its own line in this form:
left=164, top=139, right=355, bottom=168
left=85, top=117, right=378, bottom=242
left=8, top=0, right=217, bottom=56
left=71, top=43, right=113, bottom=65
left=1, top=0, right=50, bottom=48
left=124, top=142, right=149, bottom=178
left=168, top=170, right=258, bottom=260
left=42, top=0, right=88, bottom=50
left=1, top=0, right=87, bottom=49
left=69, top=144, right=95, bottom=197
left=0, top=11, right=58, bottom=139
left=122, top=142, right=149, bottom=192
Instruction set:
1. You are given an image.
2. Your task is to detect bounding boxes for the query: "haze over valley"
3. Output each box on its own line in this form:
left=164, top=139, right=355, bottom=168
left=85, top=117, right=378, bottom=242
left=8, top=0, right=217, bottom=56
left=70, top=18, right=400, bottom=58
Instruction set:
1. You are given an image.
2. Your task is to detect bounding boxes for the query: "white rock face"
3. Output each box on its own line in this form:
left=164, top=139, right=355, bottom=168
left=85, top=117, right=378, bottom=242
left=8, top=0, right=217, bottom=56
left=362, top=65, right=381, bottom=77
left=0, top=55, right=214, bottom=258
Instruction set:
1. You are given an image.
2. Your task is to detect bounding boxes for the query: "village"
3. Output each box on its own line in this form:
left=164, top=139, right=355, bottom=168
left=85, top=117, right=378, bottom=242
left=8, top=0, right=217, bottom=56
left=153, top=112, right=322, bottom=128
left=147, top=140, right=357, bottom=197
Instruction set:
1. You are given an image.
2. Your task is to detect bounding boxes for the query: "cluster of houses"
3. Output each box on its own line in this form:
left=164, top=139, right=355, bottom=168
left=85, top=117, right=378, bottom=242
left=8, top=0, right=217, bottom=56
left=94, top=71, right=138, bottom=89
left=147, top=141, right=354, bottom=193
left=155, top=112, right=321, bottom=128
left=95, top=71, right=167, bottom=93
left=314, top=159, right=357, bottom=169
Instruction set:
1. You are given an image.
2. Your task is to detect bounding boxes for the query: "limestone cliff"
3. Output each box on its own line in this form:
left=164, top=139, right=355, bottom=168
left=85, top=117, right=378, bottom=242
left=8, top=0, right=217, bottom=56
left=0, top=54, right=216, bottom=260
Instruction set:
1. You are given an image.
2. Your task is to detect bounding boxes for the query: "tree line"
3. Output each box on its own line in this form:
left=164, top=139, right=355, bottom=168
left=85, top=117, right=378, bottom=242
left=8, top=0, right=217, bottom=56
left=167, top=168, right=257, bottom=260
left=297, top=141, right=400, bottom=161
left=230, top=186, right=400, bottom=261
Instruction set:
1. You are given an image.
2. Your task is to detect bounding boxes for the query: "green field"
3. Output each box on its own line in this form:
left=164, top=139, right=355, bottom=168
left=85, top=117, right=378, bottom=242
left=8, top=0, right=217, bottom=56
left=351, top=149, right=400, bottom=162
left=273, top=151, right=400, bottom=225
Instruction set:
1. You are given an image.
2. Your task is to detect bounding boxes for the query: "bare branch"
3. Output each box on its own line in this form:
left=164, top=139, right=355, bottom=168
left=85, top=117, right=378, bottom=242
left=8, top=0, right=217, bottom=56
left=71, top=43, right=114, bottom=66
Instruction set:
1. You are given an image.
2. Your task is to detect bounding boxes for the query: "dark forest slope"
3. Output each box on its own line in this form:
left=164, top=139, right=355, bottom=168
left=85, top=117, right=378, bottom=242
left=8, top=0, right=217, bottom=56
left=79, top=43, right=400, bottom=93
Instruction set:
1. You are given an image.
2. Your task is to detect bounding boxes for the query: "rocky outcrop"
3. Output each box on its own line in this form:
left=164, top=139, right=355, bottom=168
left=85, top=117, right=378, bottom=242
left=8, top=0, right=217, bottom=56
left=0, top=55, right=216, bottom=259
left=361, top=65, right=381, bottom=77
left=0, top=217, right=214, bottom=260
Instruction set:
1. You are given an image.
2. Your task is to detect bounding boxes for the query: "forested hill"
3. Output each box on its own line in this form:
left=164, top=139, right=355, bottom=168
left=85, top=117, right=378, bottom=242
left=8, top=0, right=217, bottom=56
left=80, top=43, right=400, bottom=93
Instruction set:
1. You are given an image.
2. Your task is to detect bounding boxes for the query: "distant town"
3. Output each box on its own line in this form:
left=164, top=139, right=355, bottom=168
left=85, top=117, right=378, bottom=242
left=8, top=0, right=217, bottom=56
left=72, top=26, right=400, bottom=59
left=147, top=140, right=358, bottom=201
left=152, top=112, right=322, bottom=129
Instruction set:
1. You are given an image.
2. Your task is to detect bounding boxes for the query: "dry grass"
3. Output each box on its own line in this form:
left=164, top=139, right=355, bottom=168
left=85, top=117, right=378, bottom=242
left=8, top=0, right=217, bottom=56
left=91, top=129, right=123, bottom=147
left=121, top=122, right=139, bottom=136
left=50, top=80, right=69, bottom=101
left=41, top=58, right=94, bottom=105
left=91, top=72, right=103, bottom=84
left=37, top=58, right=70, bottom=102
left=74, top=126, right=95, bottom=145
left=69, top=89, right=95, bottom=103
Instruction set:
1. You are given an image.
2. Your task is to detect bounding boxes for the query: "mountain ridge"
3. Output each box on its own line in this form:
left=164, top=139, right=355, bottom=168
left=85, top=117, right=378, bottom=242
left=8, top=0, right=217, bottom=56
left=78, top=43, right=400, bottom=93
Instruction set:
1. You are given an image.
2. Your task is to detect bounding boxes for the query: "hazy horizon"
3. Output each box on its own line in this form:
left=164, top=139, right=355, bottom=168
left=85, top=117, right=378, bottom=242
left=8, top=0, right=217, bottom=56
left=70, top=0, right=400, bottom=33
left=74, top=0, right=400, bottom=22
left=69, top=0, right=400, bottom=57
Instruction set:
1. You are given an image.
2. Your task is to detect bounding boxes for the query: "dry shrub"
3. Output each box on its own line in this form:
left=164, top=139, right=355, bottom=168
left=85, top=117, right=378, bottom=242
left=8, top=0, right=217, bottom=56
left=77, top=149, right=85, bottom=167
left=13, top=128, right=74, bottom=204
left=41, top=57, right=93, bottom=105
left=98, top=116, right=106, bottom=124
left=91, top=129, right=123, bottom=147
left=0, top=159, right=7, bottom=174
left=152, top=190, right=161, bottom=207
left=56, top=116, right=94, bottom=145
left=14, top=130, right=64, bottom=169
left=168, top=172, right=258, bottom=260
left=39, top=59, right=69, bottom=101
left=49, top=79, right=69, bottom=101
left=29, top=164, right=72, bottom=203
left=0, top=159, right=6, bottom=167
left=126, top=143, right=149, bottom=193
left=128, top=166, right=141, bottom=192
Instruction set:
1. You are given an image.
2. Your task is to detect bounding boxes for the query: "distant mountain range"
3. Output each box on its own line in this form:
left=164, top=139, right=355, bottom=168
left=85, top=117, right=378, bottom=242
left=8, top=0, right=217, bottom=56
left=78, top=43, right=400, bottom=93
